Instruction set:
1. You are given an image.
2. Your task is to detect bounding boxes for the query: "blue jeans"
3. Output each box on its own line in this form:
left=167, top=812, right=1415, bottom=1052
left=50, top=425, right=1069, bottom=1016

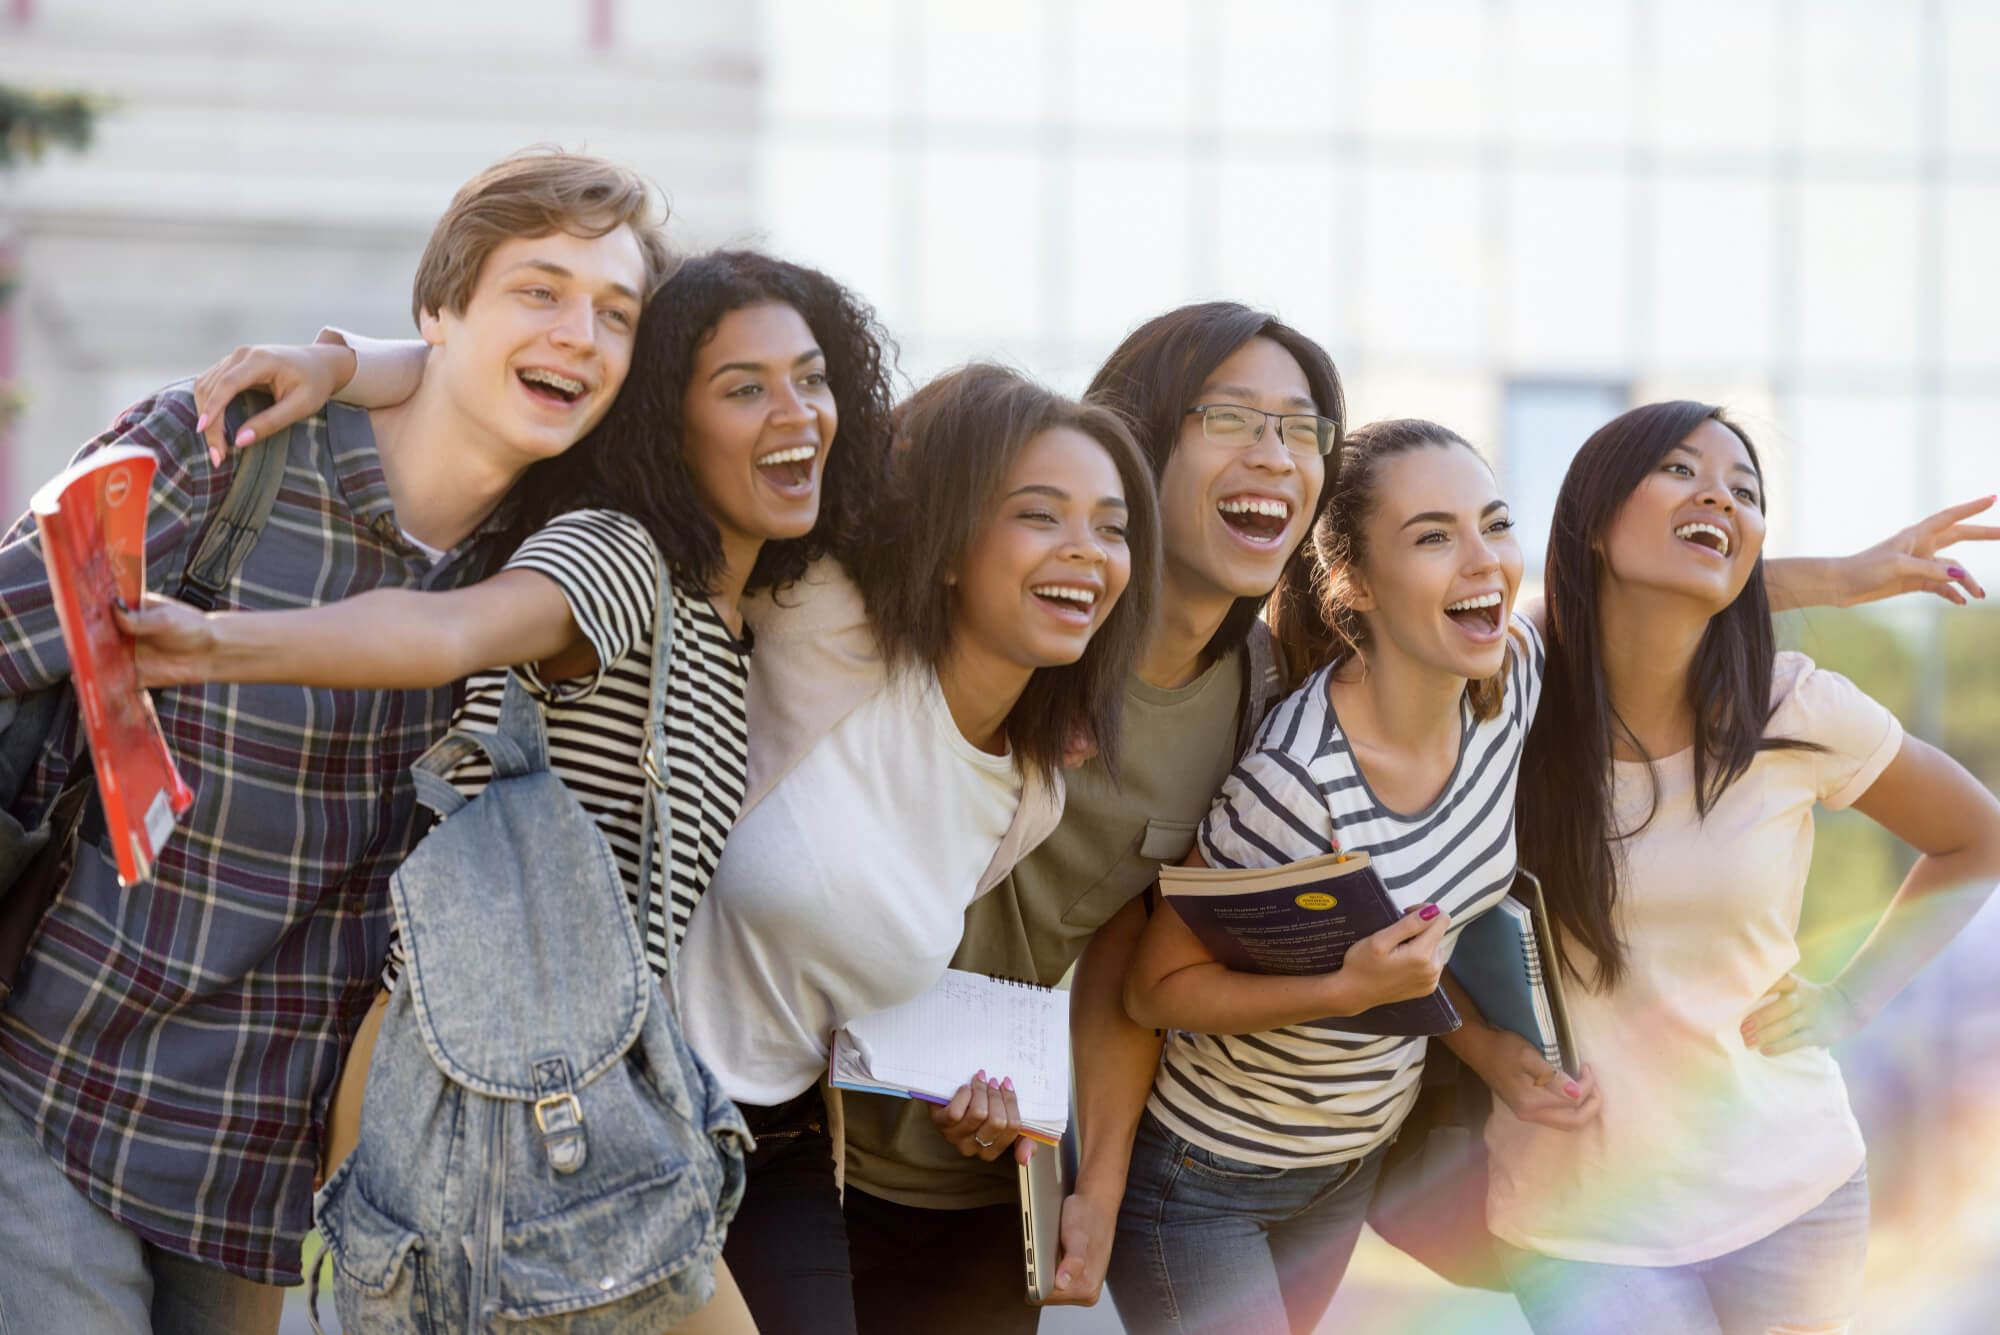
left=1499, top=1164, right=1870, bottom=1335
left=0, top=1093, right=285, bottom=1335
left=1108, top=1109, right=1387, bottom=1335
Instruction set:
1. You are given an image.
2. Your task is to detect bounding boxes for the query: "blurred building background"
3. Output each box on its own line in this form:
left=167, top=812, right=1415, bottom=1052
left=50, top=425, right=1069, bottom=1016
left=4, top=1, right=1999, bottom=1331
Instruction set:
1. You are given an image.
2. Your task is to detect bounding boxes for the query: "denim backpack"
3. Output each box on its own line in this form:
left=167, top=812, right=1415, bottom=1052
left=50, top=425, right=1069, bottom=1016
left=309, top=565, right=751, bottom=1334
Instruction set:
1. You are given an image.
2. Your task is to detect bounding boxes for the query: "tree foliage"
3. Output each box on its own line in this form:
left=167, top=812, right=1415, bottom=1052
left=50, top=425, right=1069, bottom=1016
left=0, top=85, right=98, bottom=170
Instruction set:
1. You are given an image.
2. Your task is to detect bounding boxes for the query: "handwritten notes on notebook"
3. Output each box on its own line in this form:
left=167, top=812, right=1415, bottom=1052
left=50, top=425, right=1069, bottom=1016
left=828, top=968, right=1069, bottom=1141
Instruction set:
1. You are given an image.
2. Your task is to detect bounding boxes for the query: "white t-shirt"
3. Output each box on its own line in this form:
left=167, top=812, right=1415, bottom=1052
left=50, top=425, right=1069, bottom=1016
left=678, top=668, right=1025, bottom=1107
left=1147, top=617, right=1547, bottom=1168
left=1485, top=652, right=1903, bottom=1266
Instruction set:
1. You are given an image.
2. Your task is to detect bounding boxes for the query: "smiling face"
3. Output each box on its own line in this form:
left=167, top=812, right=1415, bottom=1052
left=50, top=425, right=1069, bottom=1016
left=1344, top=443, right=1522, bottom=682
left=1155, top=336, right=1328, bottom=605
left=423, top=226, right=648, bottom=468
left=950, top=426, right=1134, bottom=673
left=1598, top=417, right=1767, bottom=612
left=680, top=301, right=838, bottom=567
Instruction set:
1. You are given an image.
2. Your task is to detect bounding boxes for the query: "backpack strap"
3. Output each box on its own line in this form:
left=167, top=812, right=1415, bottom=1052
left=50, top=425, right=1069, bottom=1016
left=635, top=557, right=680, bottom=1011
left=180, top=424, right=290, bottom=611
left=1234, top=621, right=1285, bottom=760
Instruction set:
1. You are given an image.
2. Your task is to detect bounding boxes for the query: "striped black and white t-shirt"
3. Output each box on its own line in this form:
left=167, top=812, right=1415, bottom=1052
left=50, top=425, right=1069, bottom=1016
left=1147, top=615, right=1547, bottom=1169
left=383, top=508, right=751, bottom=986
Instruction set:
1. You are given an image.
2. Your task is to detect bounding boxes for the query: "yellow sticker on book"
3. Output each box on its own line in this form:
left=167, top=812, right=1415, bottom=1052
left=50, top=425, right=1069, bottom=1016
left=1295, top=892, right=1337, bottom=911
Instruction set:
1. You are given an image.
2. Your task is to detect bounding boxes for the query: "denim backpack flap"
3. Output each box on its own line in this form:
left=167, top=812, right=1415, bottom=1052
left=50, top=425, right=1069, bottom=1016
left=313, top=574, right=747, bottom=1335
left=393, top=680, right=652, bottom=1100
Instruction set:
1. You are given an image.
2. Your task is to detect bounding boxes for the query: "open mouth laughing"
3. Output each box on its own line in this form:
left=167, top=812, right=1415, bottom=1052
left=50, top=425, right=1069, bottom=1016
left=755, top=442, right=819, bottom=494
left=1674, top=521, right=1731, bottom=558
left=517, top=366, right=589, bottom=406
left=1217, top=495, right=1293, bottom=546
left=1444, top=589, right=1504, bottom=637
left=1029, top=582, right=1101, bottom=626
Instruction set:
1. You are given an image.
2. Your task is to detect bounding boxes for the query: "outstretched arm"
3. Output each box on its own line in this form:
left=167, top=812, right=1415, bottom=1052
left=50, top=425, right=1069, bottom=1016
left=1746, top=735, right=2000, bottom=1054
left=118, top=568, right=592, bottom=692
left=1767, top=496, right=1999, bottom=612
left=192, top=330, right=429, bottom=464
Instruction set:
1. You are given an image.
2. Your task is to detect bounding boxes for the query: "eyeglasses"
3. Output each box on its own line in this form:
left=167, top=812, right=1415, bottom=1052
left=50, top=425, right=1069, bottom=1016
left=1186, top=403, right=1340, bottom=457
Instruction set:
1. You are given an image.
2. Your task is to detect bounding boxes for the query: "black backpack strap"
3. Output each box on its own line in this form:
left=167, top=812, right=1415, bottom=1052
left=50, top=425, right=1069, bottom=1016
left=180, top=424, right=290, bottom=611
left=1234, top=621, right=1285, bottom=760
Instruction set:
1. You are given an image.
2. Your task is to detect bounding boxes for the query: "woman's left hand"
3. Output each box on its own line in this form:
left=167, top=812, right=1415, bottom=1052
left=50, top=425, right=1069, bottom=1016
left=1742, top=972, right=1864, bottom=1055
left=1835, top=496, right=2000, bottom=607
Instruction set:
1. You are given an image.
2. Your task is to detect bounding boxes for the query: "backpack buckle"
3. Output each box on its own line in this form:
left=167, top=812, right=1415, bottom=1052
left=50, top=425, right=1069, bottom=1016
left=533, top=1092, right=583, bottom=1133
left=530, top=1057, right=589, bottom=1174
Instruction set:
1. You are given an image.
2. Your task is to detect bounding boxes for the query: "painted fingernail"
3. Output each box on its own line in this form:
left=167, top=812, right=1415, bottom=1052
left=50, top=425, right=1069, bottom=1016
left=1949, top=567, right=1968, bottom=580
left=1002, top=1076, right=1015, bottom=1091
left=235, top=427, right=255, bottom=447
left=195, top=412, right=210, bottom=433
left=974, top=1070, right=986, bottom=1083
left=1419, top=905, right=1440, bottom=921
left=1563, top=1081, right=1581, bottom=1098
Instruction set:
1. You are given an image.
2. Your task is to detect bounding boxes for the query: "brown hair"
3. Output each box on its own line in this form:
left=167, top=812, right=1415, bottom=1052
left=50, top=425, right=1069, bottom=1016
left=1086, top=301, right=1345, bottom=662
left=1268, top=418, right=1512, bottom=719
left=849, top=363, right=1162, bottom=783
left=410, top=147, right=672, bottom=326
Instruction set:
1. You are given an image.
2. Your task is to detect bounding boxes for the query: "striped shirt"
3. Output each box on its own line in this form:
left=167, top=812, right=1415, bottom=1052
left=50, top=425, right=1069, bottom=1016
left=383, top=509, right=750, bottom=985
left=1148, top=615, right=1547, bottom=1168
left=0, top=386, right=503, bottom=1282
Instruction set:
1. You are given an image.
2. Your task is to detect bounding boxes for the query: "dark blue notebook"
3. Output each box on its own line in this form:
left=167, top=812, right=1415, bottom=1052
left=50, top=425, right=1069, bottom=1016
left=1448, top=870, right=1578, bottom=1076
left=1159, top=850, right=1460, bottom=1037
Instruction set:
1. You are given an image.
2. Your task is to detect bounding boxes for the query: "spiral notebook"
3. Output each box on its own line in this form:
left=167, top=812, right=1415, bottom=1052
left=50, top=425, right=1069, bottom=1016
left=828, top=968, right=1068, bottom=1146
left=1448, top=870, right=1579, bottom=1076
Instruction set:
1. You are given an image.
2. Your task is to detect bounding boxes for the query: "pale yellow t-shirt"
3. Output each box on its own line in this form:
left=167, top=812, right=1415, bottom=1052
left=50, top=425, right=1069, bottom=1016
left=1486, top=652, right=1903, bottom=1266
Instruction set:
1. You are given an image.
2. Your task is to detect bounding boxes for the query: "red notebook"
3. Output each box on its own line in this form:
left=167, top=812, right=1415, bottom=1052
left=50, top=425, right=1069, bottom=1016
left=30, top=445, right=193, bottom=885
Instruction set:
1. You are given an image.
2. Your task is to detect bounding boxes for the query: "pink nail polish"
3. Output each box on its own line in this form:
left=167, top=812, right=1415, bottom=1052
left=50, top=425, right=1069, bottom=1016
left=1002, top=1076, right=1014, bottom=1091
left=1949, top=567, right=1968, bottom=580
left=974, top=1070, right=986, bottom=1083
left=1419, top=905, right=1439, bottom=921
left=1563, top=1081, right=1581, bottom=1098
left=236, top=427, right=256, bottom=447
left=195, top=412, right=210, bottom=433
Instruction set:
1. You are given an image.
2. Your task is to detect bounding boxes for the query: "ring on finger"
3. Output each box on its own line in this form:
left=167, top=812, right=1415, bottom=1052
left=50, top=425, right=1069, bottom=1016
left=974, top=1134, right=995, bottom=1148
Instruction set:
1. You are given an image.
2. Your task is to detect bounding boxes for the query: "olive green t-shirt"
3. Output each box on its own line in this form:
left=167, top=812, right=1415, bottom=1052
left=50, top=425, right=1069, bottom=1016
left=841, top=644, right=1256, bottom=1209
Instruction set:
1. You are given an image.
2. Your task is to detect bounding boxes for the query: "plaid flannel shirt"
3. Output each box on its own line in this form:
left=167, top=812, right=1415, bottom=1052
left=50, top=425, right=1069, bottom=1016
left=0, top=384, right=504, bottom=1283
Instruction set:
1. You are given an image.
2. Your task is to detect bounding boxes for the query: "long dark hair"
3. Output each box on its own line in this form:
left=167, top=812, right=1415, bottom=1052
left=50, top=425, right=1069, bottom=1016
left=1267, top=418, right=1512, bottom=719
left=1086, top=301, right=1344, bottom=662
left=512, top=249, right=896, bottom=596
left=1518, top=400, right=1814, bottom=988
left=848, top=363, right=1162, bottom=783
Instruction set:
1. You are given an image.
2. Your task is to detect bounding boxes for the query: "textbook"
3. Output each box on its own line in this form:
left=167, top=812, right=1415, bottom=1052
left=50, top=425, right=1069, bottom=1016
left=1448, top=870, right=1579, bottom=1076
left=1158, top=850, right=1460, bottom=1037
left=829, top=968, right=1068, bottom=1146
left=30, top=445, right=194, bottom=885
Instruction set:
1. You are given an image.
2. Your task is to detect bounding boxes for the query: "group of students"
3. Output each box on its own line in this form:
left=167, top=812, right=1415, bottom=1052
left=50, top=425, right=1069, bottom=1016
left=2, top=147, right=1997, bottom=1335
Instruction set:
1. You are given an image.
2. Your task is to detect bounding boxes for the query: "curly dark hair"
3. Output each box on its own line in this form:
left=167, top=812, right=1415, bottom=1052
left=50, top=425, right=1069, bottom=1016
left=510, top=249, right=897, bottom=596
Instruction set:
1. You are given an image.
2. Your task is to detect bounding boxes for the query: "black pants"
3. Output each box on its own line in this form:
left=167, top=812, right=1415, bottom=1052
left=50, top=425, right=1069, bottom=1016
left=845, top=1185, right=1040, bottom=1335
left=722, top=1088, right=857, bottom=1335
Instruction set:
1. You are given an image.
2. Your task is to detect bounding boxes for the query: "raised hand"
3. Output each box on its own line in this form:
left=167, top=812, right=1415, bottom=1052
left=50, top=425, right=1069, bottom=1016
left=1834, top=495, right=2000, bottom=607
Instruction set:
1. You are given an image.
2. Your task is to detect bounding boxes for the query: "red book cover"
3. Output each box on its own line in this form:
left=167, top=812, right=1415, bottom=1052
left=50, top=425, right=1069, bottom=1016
left=30, top=445, right=194, bottom=885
